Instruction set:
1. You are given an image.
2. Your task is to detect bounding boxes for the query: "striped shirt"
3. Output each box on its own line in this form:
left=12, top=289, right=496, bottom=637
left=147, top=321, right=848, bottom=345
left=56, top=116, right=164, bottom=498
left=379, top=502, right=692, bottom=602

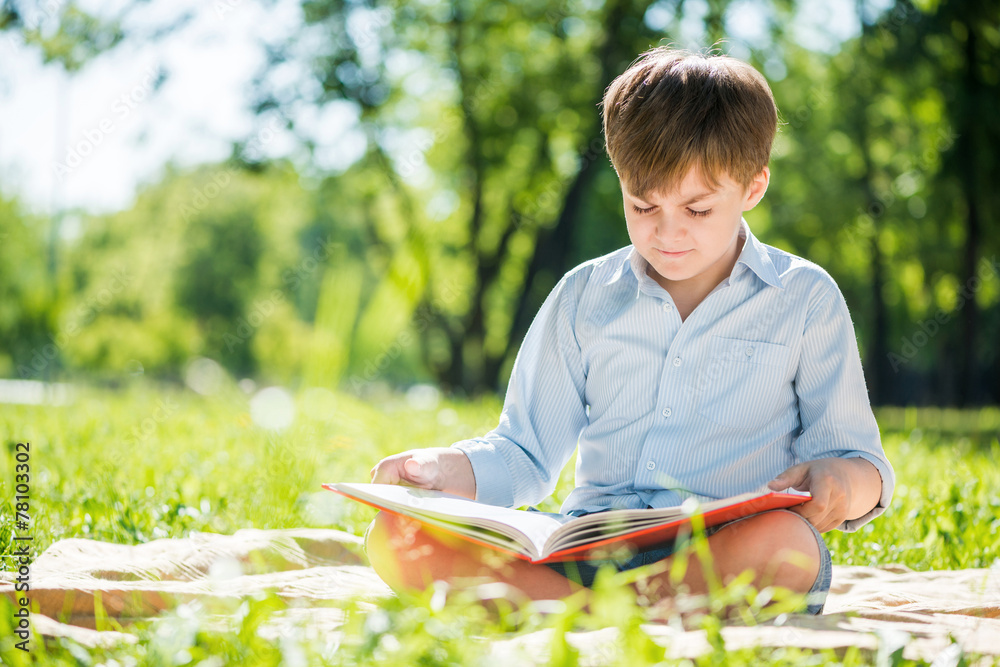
left=453, top=219, right=894, bottom=532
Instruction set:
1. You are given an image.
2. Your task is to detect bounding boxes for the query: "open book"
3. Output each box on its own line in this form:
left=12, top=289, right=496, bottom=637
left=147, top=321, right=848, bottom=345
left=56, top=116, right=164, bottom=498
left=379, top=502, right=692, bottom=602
left=324, top=482, right=811, bottom=564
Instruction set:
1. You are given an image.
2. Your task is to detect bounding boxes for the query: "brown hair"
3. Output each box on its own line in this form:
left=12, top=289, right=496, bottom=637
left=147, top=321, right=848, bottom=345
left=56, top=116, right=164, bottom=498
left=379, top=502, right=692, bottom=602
left=601, top=46, right=778, bottom=199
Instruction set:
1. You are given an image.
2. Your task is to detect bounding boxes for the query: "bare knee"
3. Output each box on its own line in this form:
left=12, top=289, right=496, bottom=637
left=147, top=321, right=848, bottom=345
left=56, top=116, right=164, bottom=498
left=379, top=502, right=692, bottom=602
left=709, top=510, right=821, bottom=593
left=364, top=511, right=430, bottom=591
left=366, top=511, right=482, bottom=593
left=363, top=512, right=394, bottom=585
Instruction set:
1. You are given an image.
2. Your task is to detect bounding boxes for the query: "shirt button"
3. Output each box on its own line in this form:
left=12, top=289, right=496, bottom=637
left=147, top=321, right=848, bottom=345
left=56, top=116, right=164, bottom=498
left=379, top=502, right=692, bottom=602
left=672, top=357, right=682, bottom=367
left=745, top=346, right=755, bottom=357
left=661, top=407, right=672, bottom=418
left=662, top=302, right=671, bottom=311
left=646, top=460, right=656, bottom=471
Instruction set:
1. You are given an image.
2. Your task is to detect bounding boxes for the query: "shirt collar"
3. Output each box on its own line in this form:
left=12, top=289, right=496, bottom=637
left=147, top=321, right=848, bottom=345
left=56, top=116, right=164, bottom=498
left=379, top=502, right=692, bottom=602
left=602, top=249, right=634, bottom=286
left=733, top=219, right=784, bottom=289
left=602, top=219, right=784, bottom=291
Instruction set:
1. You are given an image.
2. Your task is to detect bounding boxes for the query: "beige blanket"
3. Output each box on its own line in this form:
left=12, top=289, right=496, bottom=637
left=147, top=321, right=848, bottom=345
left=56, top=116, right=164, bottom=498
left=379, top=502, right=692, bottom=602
left=3, top=529, right=998, bottom=662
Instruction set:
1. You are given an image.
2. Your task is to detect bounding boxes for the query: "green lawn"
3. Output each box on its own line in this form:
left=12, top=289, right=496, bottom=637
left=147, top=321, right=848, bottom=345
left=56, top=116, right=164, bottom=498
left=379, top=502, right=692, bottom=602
left=1, top=382, right=999, bottom=665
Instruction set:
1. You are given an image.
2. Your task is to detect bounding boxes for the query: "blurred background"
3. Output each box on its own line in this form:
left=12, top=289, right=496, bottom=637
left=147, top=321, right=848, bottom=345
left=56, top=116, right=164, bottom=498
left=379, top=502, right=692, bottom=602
left=0, top=0, right=997, bottom=406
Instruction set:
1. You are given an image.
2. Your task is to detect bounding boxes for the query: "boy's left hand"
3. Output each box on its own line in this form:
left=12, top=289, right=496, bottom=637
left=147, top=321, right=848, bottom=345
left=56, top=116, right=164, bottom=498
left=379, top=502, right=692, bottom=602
left=767, top=457, right=882, bottom=532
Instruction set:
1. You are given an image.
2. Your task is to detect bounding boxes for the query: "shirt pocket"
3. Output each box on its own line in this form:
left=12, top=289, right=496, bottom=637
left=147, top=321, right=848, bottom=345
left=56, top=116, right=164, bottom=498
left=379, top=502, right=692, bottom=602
left=695, top=336, right=790, bottom=429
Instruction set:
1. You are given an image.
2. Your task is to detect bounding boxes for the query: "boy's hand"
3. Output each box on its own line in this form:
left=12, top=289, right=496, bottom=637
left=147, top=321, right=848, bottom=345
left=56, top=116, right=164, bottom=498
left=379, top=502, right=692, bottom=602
left=370, top=447, right=477, bottom=500
left=767, top=457, right=882, bottom=533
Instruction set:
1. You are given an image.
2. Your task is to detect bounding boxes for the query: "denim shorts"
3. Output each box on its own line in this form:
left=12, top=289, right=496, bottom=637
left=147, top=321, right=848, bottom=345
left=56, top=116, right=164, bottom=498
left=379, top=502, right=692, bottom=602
left=540, top=508, right=832, bottom=615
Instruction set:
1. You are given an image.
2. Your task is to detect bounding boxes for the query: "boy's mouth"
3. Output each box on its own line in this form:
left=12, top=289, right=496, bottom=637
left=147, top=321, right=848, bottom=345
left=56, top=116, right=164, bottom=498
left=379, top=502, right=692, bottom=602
left=657, top=249, right=691, bottom=258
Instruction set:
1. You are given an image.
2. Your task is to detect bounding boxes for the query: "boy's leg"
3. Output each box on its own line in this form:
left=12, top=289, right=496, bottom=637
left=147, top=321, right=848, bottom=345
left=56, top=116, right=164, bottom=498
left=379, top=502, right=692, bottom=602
left=365, top=508, right=822, bottom=609
left=636, top=509, right=822, bottom=601
left=364, top=510, right=588, bottom=599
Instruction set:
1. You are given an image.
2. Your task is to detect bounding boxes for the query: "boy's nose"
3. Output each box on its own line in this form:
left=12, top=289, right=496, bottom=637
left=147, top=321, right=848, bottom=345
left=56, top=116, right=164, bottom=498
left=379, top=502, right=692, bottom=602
left=654, top=214, right=687, bottom=241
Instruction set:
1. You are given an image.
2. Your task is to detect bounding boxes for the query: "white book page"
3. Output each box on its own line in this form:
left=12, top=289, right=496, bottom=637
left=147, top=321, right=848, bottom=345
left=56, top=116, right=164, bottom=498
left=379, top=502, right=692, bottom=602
left=330, top=484, right=811, bottom=561
left=543, top=489, right=812, bottom=553
left=329, top=483, right=576, bottom=559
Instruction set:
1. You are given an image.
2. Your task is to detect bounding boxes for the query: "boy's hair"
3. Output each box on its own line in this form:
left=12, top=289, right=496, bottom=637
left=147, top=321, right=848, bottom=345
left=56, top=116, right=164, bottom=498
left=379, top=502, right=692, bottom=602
left=601, top=46, right=778, bottom=199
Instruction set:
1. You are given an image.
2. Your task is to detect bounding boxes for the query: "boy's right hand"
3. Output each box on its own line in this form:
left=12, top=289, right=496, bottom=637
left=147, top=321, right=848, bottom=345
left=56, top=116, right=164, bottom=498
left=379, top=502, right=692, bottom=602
left=369, top=447, right=477, bottom=500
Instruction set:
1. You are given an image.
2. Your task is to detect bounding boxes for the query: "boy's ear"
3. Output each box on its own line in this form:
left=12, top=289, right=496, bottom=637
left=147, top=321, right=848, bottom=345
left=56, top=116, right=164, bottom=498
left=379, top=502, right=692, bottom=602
left=742, top=167, right=770, bottom=211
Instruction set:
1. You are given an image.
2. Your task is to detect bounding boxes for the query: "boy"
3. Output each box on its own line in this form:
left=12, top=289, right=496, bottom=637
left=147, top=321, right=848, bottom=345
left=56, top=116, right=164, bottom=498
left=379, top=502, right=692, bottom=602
left=365, top=47, right=894, bottom=615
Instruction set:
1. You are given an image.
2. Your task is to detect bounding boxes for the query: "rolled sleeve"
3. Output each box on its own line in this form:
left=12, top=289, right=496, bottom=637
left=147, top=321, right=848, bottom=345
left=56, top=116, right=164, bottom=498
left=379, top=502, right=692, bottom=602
left=793, top=283, right=896, bottom=532
left=451, top=273, right=589, bottom=508
left=838, top=450, right=894, bottom=532
left=451, top=438, right=516, bottom=507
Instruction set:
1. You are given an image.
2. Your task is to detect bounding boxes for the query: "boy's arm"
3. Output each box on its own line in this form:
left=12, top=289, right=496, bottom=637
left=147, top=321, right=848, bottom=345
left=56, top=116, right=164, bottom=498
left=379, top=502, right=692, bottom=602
left=449, top=273, right=589, bottom=508
left=773, top=282, right=895, bottom=533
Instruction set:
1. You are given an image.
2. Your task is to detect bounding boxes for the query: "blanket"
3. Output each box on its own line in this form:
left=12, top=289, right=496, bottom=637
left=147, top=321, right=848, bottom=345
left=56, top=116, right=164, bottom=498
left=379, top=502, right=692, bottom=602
left=3, top=528, right=998, bottom=662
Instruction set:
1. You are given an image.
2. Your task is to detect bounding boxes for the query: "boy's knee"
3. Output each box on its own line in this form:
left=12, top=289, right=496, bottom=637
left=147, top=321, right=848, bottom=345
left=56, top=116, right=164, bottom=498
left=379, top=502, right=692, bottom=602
left=364, top=511, right=440, bottom=591
left=765, top=510, right=821, bottom=556
left=363, top=514, right=379, bottom=559
left=713, top=509, right=821, bottom=589
left=740, top=509, right=819, bottom=552
left=364, top=512, right=407, bottom=590
left=756, top=510, right=821, bottom=584
left=364, top=512, right=398, bottom=571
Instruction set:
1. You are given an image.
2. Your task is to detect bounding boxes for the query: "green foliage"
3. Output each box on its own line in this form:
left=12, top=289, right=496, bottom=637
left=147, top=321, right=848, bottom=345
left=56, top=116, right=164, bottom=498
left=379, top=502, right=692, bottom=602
left=0, top=194, right=55, bottom=379
left=3, top=0, right=998, bottom=401
left=47, top=161, right=348, bottom=383
left=1, top=385, right=997, bottom=571
left=826, top=409, right=1000, bottom=570
left=1, top=385, right=999, bottom=664
left=16, top=3, right=124, bottom=71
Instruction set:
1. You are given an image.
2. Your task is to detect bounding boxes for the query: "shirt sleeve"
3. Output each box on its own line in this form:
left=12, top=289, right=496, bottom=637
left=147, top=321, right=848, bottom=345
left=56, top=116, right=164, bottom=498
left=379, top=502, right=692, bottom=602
left=451, top=273, right=589, bottom=508
left=792, top=283, right=896, bottom=532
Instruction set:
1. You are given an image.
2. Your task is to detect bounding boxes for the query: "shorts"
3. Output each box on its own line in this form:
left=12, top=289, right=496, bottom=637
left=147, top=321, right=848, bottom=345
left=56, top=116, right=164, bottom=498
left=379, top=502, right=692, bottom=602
left=538, top=508, right=832, bottom=615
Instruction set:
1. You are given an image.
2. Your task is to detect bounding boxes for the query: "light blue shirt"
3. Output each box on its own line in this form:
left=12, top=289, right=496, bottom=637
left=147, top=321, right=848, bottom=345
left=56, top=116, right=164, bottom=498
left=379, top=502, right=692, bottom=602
left=453, top=220, right=895, bottom=532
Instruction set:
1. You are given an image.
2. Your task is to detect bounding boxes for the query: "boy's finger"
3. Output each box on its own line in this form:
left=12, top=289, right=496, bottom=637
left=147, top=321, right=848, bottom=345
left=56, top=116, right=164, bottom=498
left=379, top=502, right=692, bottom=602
left=795, top=486, right=845, bottom=532
left=783, top=502, right=829, bottom=531
left=768, top=463, right=809, bottom=490
left=798, top=506, right=833, bottom=532
left=371, top=458, right=404, bottom=485
left=404, top=456, right=440, bottom=486
left=791, top=488, right=827, bottom=521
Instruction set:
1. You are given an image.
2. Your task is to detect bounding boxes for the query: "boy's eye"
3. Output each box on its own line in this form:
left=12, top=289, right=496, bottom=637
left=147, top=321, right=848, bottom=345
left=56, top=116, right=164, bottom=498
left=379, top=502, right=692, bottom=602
left=631, top=205, right=656, bottom=215
left=687, top=208, right=711, bottom=217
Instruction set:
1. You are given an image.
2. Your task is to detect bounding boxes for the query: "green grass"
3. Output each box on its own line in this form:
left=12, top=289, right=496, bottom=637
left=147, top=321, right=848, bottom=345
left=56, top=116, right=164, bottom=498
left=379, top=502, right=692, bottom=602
left=1, top=381, right=998, bottom=665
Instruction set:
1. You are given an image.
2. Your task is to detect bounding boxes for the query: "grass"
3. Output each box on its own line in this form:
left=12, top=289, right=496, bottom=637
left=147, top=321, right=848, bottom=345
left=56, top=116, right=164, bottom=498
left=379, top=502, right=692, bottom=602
left=1, top=379, right=998, bottom=665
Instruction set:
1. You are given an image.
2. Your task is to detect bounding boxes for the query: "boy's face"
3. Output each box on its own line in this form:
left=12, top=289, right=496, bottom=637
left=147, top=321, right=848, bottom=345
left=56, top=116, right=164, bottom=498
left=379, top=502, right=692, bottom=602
left=621, top=166, right=769, bottom=295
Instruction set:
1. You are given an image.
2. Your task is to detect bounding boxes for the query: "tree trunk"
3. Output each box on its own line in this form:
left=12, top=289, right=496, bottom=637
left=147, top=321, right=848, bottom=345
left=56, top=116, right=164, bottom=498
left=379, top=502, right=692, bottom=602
left=504, top=149, right=599, bottom=383
left=854, top=0, right=891, bottom=405
left=956, top=20, right=981, bottom=406
left=498, top=0, right=634, bottom=390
